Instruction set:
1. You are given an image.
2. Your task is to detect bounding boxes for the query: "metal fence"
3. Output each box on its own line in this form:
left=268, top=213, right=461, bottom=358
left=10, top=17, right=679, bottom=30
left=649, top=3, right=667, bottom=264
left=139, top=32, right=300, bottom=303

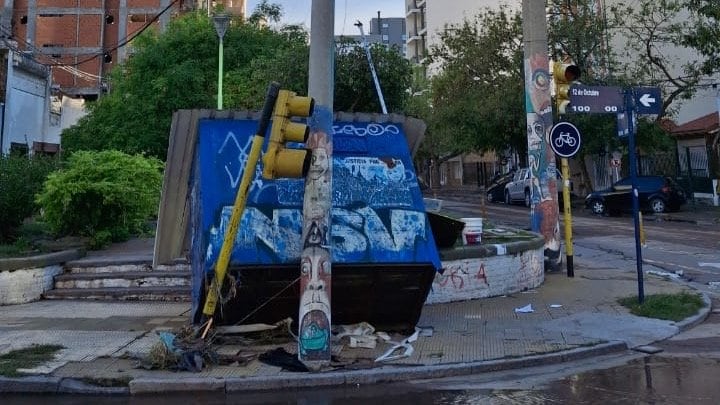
left=586, top=146, right=718, bottom=194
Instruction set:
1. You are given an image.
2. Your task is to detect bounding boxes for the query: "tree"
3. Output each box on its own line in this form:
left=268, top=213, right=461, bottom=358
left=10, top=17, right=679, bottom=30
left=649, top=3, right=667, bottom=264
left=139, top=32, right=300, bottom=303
left=608, top=0, right=720, bottom=119
left=334, top=38, right=412, bottom=113
left=62, top=12, right=296, bottom=159
left=62, top=7, right=413, bottom=160
left=424, top=5, right=525, bottom=161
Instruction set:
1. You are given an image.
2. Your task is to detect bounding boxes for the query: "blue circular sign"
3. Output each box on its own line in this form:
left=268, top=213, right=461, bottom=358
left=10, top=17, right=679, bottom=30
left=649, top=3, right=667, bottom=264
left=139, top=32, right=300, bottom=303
left=549, top=122, right=582, bottom=158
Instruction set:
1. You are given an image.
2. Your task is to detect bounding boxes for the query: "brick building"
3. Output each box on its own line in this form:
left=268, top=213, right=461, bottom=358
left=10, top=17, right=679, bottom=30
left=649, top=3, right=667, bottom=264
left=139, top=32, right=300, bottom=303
left=0, top=1, right=202, bottom=99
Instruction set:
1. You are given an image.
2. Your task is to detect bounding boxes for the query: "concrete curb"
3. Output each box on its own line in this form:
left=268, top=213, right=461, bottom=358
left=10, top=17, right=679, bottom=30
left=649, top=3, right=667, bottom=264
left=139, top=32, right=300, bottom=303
left=0, top=342, right=626, bottom=395
left=673, top=292, right=713, bottom=332
left=128, top=341, right=628, bottom=395
left=0, top=249, right=85, bottom=272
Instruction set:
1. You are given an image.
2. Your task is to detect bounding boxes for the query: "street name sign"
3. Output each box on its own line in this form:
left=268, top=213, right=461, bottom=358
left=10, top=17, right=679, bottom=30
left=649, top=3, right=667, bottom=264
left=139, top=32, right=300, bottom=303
left=568, top=85, right=624, bottom=114
left=617, top=112, right=629, bottom=138
left=549, top=122, right=582, bottom=158
left=634, top=86, right=662, bottom=115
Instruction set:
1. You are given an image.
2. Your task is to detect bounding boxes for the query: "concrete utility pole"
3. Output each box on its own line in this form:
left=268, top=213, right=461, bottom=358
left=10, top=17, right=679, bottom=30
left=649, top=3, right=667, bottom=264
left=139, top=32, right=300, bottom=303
left=299, top=0, right=334, bottom=371
left=521, top=0, right=562, bottom=272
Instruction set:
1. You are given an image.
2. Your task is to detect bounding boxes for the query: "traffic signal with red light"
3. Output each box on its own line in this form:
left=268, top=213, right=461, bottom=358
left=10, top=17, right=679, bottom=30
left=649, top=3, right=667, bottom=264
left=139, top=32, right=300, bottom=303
left=553, top=61, right=581, bottom=114
left=262, top=90, right=315, bottom=179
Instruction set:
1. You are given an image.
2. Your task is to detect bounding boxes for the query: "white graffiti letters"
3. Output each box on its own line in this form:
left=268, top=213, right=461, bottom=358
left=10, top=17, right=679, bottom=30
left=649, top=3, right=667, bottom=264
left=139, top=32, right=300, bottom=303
left=332, top=124, right=400, bottom=137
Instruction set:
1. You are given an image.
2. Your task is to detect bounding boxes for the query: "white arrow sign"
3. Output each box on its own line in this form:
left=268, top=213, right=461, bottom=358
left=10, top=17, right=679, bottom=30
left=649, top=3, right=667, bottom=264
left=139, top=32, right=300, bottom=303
left=639, top=93, right=656, bottom=107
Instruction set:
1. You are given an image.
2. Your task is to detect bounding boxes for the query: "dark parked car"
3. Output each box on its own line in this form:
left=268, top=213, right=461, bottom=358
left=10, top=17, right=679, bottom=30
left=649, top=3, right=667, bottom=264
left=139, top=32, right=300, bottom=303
left=486, top=171, right=516, bottom=203
left=585, top=175, right=687, bottom=215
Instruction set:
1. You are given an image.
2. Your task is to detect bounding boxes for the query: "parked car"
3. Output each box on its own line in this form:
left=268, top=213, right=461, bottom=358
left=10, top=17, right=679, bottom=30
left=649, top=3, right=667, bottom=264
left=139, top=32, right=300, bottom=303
left=503, top=167, right=573, bottom=207
left=584, top=175, right=687, bottom=215
left=486, top=170, right=516, bottom=203
left=504, top=168, right=532, bottom=206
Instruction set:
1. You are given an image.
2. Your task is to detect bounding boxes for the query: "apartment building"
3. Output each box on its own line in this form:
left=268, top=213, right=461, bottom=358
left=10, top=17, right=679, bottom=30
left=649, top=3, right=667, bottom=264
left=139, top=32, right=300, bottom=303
left=0, top=1, right=197, bottom=99
left=405, top=0, right=511, bottom=66
left=369, top=15, right=405, bottom=52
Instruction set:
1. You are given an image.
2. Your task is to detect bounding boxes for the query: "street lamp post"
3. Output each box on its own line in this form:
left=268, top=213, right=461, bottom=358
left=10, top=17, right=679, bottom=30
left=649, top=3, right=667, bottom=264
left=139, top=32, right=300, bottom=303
left=213, top=13, right=231, bottom=110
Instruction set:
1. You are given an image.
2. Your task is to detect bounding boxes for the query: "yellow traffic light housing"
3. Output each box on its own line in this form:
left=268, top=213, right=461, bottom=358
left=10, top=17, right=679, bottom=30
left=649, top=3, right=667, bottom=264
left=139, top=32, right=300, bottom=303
left=262, top=89, right=315, bottom=179
left=553, top=61, right=580, bottom=114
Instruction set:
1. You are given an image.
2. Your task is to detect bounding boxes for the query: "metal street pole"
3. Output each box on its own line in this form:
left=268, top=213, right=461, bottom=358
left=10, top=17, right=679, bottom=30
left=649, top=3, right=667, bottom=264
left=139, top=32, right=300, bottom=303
left=300, top=0, right=334, bottom=371
left=355, top=21, right=388, bottom=114
left=213, top=13, right=230, bottom=110
left=625, top=89, right=645, bottom=303
left=522, top=0, right=562, bottom=272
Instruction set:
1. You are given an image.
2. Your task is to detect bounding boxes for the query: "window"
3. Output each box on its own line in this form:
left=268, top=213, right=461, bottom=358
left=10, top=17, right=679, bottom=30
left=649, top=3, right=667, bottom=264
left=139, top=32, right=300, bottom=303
left=382, top=23, right=389, bottom=28
left=382, top=35, right=388, bottom=41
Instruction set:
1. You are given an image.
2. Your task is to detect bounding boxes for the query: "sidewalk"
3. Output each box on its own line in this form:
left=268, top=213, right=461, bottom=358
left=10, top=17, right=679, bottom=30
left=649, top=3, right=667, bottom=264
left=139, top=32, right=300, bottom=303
left=0, top=259, right=711, bottom=395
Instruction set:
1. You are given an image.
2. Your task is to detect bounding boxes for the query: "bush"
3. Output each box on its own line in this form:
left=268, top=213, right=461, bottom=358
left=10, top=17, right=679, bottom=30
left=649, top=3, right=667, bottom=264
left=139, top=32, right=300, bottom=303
left=35, top=150, right=163, bottom=248
left=0, top=155, right=60, bottom=242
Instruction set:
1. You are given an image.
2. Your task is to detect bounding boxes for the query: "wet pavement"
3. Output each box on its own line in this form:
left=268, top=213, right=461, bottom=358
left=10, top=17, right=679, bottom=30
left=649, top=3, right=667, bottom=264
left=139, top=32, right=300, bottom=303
left=3, top=355, right=720, bottom=403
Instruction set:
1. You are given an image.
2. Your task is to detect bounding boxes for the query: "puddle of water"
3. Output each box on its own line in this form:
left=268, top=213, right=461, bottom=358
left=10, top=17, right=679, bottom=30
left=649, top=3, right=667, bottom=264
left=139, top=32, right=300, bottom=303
left=3, top=356, right=720, bottom=404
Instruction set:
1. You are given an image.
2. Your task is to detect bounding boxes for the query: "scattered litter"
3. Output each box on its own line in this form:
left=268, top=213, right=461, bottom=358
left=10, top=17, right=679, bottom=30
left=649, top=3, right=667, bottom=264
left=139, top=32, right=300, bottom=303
left=647, top=270, right=681, bottom=280
left=258, top=347, right=308, bottom=372
left=699, top=262, right=720, bottom=269
left=708, top=282, right=720, bottom=289
left=549, top=304, right=563, bottom=308
left=334, top=322, right=375, bottom=341
left=514, top=304, right=534, bottom=313
left=375, top=328, right=420, bottom=363
left=349, top=335, right=377, bottom=349
left=215, top=323, right=279, bottom=334
left=634, top=345, right=664, bottom=354
left=418, top=326, right=434, bottom=337
left=159, top=332, right=180, bottom=354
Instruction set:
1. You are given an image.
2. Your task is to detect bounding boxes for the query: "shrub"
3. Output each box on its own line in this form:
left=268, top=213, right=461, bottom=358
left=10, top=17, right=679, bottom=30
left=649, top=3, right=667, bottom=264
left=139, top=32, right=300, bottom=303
left=0, top=154, right=60, bottom=242
left=35, top=150, right=163, bottom=248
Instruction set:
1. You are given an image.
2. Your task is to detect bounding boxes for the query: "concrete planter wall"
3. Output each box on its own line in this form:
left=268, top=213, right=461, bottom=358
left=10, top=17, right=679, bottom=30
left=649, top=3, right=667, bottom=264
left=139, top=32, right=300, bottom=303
left=426, top=233, right=546, bottom=304
left=0, top=249, right=84, bottom=305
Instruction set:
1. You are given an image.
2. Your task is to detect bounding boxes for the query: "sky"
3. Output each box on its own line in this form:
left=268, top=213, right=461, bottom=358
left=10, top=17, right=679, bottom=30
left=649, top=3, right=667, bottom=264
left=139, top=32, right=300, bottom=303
left=245, top=0, right=405, bottom=35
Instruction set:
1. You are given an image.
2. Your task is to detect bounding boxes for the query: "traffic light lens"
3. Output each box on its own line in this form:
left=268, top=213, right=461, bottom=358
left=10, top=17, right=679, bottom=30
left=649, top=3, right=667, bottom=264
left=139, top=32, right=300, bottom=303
left=564, top=65, right=581, bottom=81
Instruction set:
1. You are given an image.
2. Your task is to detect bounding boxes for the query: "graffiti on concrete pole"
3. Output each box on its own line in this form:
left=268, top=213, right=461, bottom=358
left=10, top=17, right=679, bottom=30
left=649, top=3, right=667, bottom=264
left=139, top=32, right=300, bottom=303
left=522, top=0, right=561, bottom=271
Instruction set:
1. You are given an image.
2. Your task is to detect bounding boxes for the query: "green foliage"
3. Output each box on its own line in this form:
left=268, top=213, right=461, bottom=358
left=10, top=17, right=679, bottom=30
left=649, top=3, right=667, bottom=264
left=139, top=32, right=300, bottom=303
left=0, top=344, right=64, bottom=377
left=618, top=292, right=704, bottom=322
left=608, top=0, right=720, bottom=118
left=335, top=38, right=412, bottom=113
left=0, top=155, right=60, bottom=242
left=424, top=5, right=525, bottom=159
left=35, top=151, right=163, bottom=249
left=61, top=5, right=413, bottom=161
left=61, top=11, right=296, bottom=159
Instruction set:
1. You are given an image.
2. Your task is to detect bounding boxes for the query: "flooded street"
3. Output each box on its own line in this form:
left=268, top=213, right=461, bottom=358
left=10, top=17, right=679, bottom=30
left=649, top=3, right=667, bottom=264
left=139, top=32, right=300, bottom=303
left=3, top=355, right=720, bottom=404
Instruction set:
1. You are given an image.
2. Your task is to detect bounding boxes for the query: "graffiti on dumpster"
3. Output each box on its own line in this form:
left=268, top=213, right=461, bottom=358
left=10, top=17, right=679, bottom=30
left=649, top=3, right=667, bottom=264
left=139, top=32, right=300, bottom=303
left=194, top=119, right=441, bottom=273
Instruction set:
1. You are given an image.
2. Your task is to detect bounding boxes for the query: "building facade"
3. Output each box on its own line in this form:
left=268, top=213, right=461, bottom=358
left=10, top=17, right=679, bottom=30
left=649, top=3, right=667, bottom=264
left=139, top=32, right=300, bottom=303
left=405, top=0, right=511, bottom=65
left=369, top=16, right=405, bottom=52
left=0, top=1, right=196, bottom=99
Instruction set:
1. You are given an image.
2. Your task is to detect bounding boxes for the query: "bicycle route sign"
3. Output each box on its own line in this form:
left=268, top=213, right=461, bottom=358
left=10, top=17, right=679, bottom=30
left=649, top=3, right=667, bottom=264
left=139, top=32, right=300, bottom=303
left=549, top=122, right=582, bottom=158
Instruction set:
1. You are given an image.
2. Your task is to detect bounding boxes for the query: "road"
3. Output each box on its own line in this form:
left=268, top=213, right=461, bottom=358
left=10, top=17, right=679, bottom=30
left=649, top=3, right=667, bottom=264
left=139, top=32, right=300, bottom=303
left=440, top=198, right=720, bottom=291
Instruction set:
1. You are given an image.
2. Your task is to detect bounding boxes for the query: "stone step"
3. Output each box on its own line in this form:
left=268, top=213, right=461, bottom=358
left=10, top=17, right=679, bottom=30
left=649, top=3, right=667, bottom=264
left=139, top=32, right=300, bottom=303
left=65, top=260, right=190, bottom=274
left=43, top=286, right=191, bottom=302
left=54, top=270, right=191, bottom=289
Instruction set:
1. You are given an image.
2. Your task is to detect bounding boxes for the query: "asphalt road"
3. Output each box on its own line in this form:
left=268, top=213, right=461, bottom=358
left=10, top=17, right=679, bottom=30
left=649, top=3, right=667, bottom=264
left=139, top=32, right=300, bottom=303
left=440, top=199, right=720, bottom=291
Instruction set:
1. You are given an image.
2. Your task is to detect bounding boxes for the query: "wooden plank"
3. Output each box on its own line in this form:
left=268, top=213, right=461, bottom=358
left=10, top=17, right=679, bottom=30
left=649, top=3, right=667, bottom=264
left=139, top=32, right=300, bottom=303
left=153, top=110, right=198, bottom=266
left=154, top=109, right=260, bottom=266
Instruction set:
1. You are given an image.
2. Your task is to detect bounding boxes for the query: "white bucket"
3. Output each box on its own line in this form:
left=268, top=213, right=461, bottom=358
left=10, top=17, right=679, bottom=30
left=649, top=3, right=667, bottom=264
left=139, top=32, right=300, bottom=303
left=460, top=217, right=483, bottom=245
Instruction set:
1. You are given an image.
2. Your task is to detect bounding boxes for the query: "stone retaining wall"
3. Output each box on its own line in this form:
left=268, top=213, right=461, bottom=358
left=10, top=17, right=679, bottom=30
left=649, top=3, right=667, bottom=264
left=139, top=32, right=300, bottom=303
left=0, top=250, right=84, bottom=305
left=426, top=234, right=545, bottom=304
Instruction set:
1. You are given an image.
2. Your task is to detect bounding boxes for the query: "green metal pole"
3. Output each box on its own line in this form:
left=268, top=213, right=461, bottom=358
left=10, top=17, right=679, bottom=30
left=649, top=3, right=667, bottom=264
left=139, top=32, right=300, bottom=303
left=217, top=38, right=224, bottom=110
